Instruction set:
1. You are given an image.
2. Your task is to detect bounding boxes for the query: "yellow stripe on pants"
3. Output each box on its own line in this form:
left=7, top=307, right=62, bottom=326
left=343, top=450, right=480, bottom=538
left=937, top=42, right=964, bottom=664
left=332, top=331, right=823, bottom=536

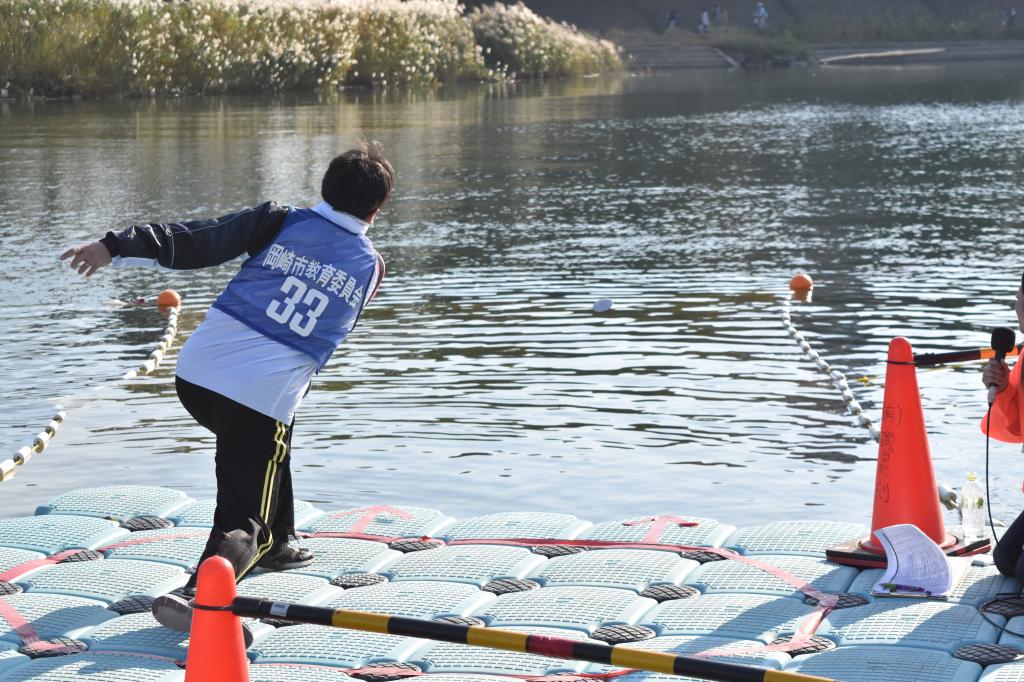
left=241, top=421, right=287, bottom=578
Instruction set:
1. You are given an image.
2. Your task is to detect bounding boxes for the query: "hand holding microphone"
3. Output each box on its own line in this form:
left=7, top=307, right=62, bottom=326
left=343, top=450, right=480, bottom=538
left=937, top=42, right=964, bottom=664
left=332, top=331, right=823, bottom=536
left=985, top=326, right=1016, bottom=404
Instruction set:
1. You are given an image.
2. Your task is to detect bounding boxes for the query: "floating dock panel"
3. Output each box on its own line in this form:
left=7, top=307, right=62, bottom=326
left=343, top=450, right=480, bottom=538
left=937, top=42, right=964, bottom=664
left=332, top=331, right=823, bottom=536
left=981, top=660, right=1024, bottom=680
left=639, top=593, right=812, bottom=641
left=273, top=538, right=400, bottom=579
left=440, top=512, right=591, bottom=541
left=247, top=664, right=361, bottom=682
left=844, top=568, right=892, bottom=598
left=582, top=517, right=735, bottom=548
left=405, top=671, right=524, bottom=675
left=305, top=506, right=453, bottom=538
left=0, top=593, right=116, bottom=644
left=818, top=600, right=1001, bottom=652
left=236, top=572, right=342, bottom=605
left=529, top=549, right=697, bottom=592
left=789, top=645, right=983, bottom=682
left=249, top=625, right=422, bottom=667
left=585, top=634, right=790, bottom=677
left=0, top=549, right=45, bottom=575
left=16, top=558, right=186, bottom=603
left=0, top=486, right=1018, bottom=682
left=35, top=486, right=192, bottom=521
left=684, top=554, right=857, bottom=598
left=172, top=498, right=321, bottom=529
left=474, top=585, right=654, bottom=633
left=326, top=579, right=494, bottom=619
left=412, top=626, right=593, bottom=674
left=82, top=612, right=189, bottom=659
left=725, top=521, right=869, bottom=557
left=0, top=515, right=127, bottom=554
left=0, top=641, right=28, bottom=676
left=101, top=528, right=210, bottom=568
left=997, top=616, right=1024, bottom=649
left=848, top=564, right=1018, bottom=607
left=0, top=652, right=182, bottom=681
left=381, top=545, right=543, bottom=587
left=612, top=669, right=766, bottom=682
left=937, top=564, right=1016, bottom=607
left=80, top=613, right=280, bottom=662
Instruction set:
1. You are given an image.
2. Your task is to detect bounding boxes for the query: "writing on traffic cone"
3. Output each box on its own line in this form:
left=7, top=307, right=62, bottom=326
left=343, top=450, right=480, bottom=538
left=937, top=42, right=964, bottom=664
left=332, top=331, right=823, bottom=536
left=183, top=557, right=248, bottom=682
left=859, top=337, right=955, bottom=552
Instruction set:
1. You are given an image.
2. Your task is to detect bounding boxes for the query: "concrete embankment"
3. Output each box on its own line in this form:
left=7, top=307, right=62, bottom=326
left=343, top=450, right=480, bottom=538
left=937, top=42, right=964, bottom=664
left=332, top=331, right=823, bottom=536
left=809, top=40, right=1024, bottom=65
left=617, top=39, right=1024, bottom=69
left=465, top=0, right=1020, bottom=37
left=621, top=44, right=736, bottom=69
left=462, top=0, right=1024, bottom=70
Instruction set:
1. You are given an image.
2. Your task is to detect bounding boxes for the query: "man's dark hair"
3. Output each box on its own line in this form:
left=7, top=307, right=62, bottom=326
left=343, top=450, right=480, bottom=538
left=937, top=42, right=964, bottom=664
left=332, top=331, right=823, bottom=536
left=321, top=144, right=395, bottom=220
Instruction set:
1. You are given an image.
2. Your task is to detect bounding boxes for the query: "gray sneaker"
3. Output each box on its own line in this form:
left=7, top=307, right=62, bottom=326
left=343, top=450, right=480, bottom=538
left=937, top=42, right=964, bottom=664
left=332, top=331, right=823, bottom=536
left=255, top=544, right=315, bottom=572
left=151, top=593, right=253, bottom=647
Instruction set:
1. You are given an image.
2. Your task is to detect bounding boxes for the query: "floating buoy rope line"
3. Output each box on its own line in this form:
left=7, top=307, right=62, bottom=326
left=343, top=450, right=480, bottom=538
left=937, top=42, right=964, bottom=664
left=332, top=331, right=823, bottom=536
left=2, top=292, right=182, bottom=483
left=781, top=296, right=881, bottom=443
left=123, top=304, right=180, bottom=380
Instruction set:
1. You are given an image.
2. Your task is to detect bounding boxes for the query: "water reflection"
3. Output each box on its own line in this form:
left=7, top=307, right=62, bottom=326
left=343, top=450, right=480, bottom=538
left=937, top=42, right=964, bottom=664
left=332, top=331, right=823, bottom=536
left=2, top=64, right=1024, bottom=526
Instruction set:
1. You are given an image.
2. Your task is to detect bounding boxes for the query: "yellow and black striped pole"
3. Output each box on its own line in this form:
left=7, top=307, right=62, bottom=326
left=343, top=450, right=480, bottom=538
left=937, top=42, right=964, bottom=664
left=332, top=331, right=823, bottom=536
left=231, top=597, right=833, bottom=682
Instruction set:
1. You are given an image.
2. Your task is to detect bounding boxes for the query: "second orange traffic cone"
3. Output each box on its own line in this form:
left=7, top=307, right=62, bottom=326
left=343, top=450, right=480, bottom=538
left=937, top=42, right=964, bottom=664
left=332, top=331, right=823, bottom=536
left=183, top=556, right=249, bottom=682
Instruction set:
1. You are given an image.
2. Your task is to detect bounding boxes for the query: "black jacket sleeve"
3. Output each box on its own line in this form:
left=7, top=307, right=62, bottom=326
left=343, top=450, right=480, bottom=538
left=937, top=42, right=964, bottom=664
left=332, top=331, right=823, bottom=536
left=99, top=201, right=290, bottom=270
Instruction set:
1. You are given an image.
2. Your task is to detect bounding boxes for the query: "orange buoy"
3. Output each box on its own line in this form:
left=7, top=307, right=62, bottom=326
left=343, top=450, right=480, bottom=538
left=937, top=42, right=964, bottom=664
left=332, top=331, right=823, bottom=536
left=156, top=289, right=182, bottom=308
left=789, top=273, right=814, bottom=291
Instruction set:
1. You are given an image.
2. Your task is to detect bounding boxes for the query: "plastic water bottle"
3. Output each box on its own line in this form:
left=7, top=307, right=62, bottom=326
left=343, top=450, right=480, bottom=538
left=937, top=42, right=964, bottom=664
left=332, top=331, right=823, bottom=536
left=961, top=473, right=986, bottom=541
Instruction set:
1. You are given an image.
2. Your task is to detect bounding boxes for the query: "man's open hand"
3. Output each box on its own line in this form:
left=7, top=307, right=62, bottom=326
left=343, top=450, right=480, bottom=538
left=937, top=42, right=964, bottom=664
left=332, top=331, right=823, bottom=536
left=60, top=242, right=112, bottom=277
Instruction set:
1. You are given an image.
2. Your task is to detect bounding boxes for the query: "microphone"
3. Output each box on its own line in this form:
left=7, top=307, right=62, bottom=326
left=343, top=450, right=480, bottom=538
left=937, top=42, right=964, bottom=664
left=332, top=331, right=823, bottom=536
left=988, top=326, right=1016, bottom=404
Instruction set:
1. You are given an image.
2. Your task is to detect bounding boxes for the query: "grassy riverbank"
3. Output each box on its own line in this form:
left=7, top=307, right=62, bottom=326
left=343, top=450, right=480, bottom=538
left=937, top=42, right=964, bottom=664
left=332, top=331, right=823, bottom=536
left=0, top=0, right=620, bottom=98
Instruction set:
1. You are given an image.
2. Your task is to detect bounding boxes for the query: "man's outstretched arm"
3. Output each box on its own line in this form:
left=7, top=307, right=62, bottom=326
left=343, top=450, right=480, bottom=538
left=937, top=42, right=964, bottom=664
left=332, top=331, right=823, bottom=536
left=61, top=201, right=290, bottom=276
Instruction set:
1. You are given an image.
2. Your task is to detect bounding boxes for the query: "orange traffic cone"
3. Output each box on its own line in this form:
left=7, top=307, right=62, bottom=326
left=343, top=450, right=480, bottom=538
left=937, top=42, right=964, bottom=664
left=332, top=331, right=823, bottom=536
left=859, top=336, right=955, bottom=553
left=827, top=336, right=968, bottom=567
left=183, top=557, right=248, bottom=682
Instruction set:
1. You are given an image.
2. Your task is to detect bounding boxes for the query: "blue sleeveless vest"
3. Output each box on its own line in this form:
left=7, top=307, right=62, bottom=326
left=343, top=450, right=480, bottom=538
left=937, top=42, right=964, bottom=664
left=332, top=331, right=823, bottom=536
left=213, top=208, right=378, bottom=369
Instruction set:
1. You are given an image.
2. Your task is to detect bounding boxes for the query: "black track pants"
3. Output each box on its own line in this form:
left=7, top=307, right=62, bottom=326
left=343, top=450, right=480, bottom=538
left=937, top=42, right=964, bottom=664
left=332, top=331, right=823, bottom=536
left=176, top=376, right=295, bottom=587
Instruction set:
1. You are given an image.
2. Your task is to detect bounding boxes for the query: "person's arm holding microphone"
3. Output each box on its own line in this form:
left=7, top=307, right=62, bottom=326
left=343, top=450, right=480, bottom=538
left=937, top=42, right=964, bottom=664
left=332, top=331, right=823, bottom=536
left=984, top=285, right=1024, bottom=400
left=982, top=283, right=1024, bottom=584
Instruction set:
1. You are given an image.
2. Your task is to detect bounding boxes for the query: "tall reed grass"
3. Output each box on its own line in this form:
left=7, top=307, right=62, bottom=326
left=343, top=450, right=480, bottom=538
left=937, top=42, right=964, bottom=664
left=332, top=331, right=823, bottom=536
left=468, top=2, right=621, bottom=79
left=0, top=0, right=621, bottom=98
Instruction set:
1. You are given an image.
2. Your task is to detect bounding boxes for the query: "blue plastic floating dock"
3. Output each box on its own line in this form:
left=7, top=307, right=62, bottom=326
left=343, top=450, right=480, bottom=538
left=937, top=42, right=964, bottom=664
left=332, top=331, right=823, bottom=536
left=0, top=484, right=1015, bottom=681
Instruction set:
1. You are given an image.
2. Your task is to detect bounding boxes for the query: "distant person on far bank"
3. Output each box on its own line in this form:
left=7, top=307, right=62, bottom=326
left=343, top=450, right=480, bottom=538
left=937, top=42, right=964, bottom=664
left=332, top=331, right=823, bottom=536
left=753, top=1, right=769, bottom=30
left=666, top=9, right=680, bottom=31
left=715, top=4, right=729, bottom=30
left=699, top=8, right=711, bottom=34
left=1006, top=4, right=1017, bottom=29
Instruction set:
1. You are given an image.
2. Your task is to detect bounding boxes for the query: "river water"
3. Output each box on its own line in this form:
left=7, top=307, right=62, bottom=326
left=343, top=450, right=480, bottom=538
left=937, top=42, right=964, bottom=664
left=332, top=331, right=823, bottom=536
left=2, top=64, right=1024, bottom=529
